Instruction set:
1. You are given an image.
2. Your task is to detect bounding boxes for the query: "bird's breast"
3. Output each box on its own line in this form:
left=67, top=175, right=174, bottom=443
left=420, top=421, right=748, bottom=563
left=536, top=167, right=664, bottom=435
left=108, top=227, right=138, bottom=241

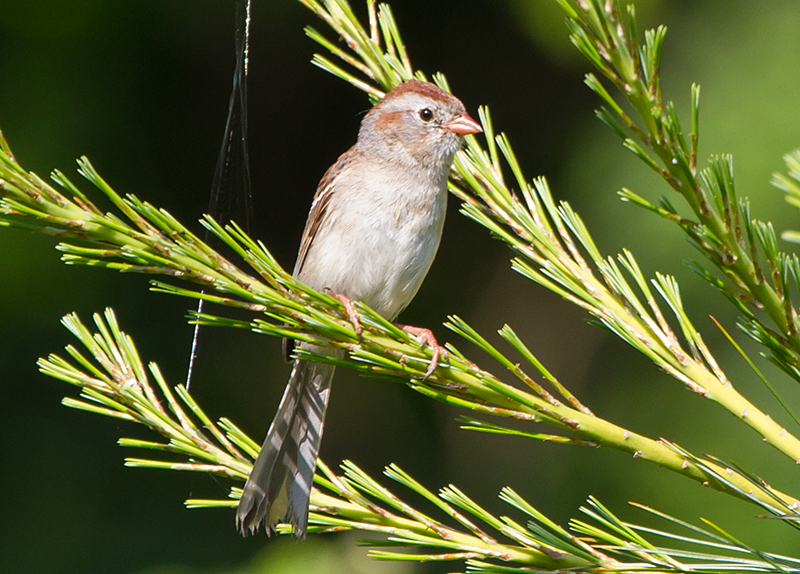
left=298, top=168, right=448, bottom=320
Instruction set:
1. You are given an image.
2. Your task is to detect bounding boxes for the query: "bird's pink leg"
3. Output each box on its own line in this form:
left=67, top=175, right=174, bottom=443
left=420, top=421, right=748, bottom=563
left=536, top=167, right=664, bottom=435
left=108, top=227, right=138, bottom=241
left=323, top=289, right=446, bottom=379
left=397, top=325, right=449, bottom=380
left=324, top=289, right=362, bottom=338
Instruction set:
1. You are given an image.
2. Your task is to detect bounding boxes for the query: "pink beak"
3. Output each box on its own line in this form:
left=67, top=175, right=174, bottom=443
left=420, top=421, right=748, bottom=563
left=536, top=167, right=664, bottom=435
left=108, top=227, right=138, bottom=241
left=442, top=112, right=482, bottom=135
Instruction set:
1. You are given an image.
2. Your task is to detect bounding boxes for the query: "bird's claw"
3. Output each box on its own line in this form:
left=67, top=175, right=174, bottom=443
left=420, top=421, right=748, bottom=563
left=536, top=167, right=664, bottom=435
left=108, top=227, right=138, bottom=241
left=324, top=288, right=362, bottom=339
left=399, top=325, right=448, bottom=380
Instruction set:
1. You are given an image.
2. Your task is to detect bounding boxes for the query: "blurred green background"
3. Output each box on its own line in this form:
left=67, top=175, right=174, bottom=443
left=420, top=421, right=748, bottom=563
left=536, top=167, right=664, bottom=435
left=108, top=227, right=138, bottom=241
left=3, top=0, right=800, bottom=572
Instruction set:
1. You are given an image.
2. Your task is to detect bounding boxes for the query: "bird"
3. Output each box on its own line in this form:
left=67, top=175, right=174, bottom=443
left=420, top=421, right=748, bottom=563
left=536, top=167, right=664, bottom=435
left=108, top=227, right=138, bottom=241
left=236, top=79, right=481, bottom=538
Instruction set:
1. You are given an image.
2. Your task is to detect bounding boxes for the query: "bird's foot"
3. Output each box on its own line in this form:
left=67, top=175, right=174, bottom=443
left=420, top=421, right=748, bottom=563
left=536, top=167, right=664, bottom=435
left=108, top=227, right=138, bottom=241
left=398, top=324, right=449, bottom=380
left=324, top=288, right=362, bottom=339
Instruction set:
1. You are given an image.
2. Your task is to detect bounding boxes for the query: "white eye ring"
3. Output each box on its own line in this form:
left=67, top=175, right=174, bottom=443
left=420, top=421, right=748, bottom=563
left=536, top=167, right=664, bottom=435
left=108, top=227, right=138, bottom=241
left=418, top=108, right=434, bottom=122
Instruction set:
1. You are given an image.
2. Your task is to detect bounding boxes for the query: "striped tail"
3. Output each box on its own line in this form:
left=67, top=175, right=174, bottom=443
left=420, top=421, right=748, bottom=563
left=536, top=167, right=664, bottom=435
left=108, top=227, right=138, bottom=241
left=236, top=359, right=335, bottom=538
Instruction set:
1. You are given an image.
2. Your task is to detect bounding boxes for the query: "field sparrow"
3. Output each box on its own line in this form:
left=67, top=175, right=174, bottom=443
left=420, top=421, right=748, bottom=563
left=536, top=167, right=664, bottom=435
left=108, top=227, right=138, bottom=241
left=236, top=80, right=481, bottom=537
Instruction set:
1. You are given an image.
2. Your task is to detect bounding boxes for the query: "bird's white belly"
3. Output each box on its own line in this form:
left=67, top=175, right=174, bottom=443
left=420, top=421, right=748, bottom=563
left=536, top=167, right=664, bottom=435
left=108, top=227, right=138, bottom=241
left=299, top=178, right=446, bottom=320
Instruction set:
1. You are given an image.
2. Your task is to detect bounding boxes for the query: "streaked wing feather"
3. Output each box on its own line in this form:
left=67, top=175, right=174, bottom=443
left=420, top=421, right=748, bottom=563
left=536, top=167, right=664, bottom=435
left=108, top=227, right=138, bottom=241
left=292, top=147, right=358, bottom=276
left=283, top=146, right=358, bottom=361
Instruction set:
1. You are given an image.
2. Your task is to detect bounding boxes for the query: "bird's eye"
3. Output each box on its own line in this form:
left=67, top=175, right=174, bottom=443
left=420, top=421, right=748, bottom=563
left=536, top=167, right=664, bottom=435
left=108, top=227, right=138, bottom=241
left=418, top=108, right=434, bottom=122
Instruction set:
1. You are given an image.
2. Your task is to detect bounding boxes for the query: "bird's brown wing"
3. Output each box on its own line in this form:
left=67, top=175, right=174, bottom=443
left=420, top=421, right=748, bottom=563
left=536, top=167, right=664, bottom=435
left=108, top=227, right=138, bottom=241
left=292, top=147, right=359, bottom=278
left=283, top=146, right=359, bottom=361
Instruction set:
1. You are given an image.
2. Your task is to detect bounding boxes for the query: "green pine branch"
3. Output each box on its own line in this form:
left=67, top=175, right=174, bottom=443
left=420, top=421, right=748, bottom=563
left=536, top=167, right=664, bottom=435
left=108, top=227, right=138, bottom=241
left=42, top=308, right=800, bottom=572
left=556, top=1, right=800, bottom=392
